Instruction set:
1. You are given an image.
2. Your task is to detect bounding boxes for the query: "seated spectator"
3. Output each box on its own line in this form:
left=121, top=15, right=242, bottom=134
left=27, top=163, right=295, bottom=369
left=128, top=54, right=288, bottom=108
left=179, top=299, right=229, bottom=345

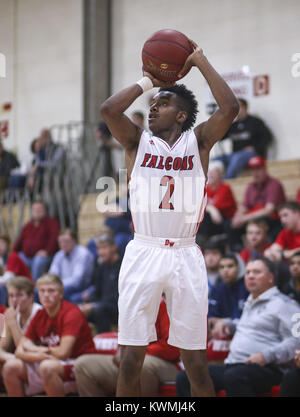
left=203, top=239, right=225, bottom=288
left=239, top=219, right=270, bottom=264
left=13, top=200, right=60, bottom=282
left=215, top=98, right=272, bottom=179
left=265, top=202, right=300, bottom=263
left=280, top=251, right=300, bottom=304
left=49, top=229, right=94, bottom=304
left=208, top=254, right=248, bottom=335
left=35, top=128, right=65, bottom=173
left=177, top=258, right=300, bottom=397
left=2, top=274, right=96, bottom=397
left=197, top=161, right=236, bottom=242
left=0, top=234, right=33, bottom=305
left=279, top=350, right=300, bottom=397
left=29, top=129, right=65, bottom=192
left=0, top=277, right=42, bottom=373
left=74, top=297, right=180, bottom=397
left=27, top=138, right=42, bottom=191
left=230, top=156, right=286, bottom=251
left=0, top=140, right=20, bottom=192
left=78, top=232, right=121, bottom=333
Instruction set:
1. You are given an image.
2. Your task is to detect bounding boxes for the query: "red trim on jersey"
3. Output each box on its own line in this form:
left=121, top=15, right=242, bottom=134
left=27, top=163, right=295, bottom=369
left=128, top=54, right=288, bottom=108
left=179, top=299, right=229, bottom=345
left=195, top=180, right=208, bottom=235
left=130, top=212, right=135, bottom=233
left=156, top=133, right=184, bottom=151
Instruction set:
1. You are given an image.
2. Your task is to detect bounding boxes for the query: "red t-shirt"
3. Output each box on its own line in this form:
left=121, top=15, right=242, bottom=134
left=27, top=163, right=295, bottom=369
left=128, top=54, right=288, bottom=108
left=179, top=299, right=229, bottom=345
left=297, top=189, right=300, bottom=205
left=146, top=298, right=180, bottom=362
left=0, top=304, right=6, bottom=314
left=207, top=182, right=237, bottom=219
left=275, top=229, right=300, bottom=250
left=6, top=252, right=33, bottom=282
left=25, top=300, right=96, bottom=358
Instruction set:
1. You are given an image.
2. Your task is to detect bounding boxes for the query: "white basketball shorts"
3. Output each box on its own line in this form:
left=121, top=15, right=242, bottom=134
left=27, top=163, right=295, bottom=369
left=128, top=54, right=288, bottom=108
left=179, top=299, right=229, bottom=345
left=118, top=233, right=208, bottom=350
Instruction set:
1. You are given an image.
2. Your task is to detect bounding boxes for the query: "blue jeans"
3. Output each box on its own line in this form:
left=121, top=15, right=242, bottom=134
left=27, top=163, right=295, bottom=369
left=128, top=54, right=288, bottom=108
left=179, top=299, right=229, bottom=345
left=214, top=150, right=256, bottom=179
left=19, top=252, right=52, bottom=282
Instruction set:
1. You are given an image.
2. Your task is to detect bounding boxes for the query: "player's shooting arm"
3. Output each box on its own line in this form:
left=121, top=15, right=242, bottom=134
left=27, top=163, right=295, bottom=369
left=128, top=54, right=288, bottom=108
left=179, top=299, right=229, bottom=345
left=100, top=74, right=174, bottom=151
left=100, top=85, right=144, bottom=151
left=179, top=41, right=239, bottom=151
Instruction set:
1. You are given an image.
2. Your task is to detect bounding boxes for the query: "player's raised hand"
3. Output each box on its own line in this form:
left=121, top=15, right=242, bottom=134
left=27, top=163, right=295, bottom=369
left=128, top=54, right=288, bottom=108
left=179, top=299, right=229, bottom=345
left=177, top=40, right=204, bottom=79
left=143, top=69, right=175, bottom=88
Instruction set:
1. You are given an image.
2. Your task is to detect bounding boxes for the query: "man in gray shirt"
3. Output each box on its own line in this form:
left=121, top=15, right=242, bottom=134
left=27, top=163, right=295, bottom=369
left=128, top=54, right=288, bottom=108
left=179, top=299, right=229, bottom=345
left=176, top=257, right=300, bottom=396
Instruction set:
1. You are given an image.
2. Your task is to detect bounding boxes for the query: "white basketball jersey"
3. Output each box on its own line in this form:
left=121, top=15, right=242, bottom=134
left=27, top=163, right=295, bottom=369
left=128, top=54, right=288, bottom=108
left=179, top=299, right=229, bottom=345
left=129, top=129, right=207, bottom=238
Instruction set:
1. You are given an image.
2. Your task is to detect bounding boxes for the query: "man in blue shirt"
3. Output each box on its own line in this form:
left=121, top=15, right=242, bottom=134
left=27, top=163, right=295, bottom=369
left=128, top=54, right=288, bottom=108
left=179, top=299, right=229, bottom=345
left=49, top=229, right=94, bottom=303
left=79, top=232, right=121, bottom=333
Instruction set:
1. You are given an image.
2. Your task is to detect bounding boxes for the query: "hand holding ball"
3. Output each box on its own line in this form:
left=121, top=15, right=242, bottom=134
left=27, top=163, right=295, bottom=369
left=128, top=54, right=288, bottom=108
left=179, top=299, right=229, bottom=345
left=142, top=29, right=194, bottom=82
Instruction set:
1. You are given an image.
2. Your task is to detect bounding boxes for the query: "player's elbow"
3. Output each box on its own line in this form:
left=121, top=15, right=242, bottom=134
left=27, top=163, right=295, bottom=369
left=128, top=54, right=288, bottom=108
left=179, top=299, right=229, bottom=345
left=100, top=99, right=117, bottom=119
left=100, top=100, right=111, bottom=118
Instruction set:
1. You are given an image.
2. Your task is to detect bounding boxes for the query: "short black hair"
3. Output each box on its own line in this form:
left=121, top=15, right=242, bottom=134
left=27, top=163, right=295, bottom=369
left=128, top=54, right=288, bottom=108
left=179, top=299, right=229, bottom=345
left=247, top=256, right=276, bottom=276
left=291, top=251, right=300, bottom=259
left=159, top=84, right=198, bottom=132
left=220, top=253, right=239, bottom=266
left=278, top=201, right=300, bottom=213
left=203, top=240, right=226, bottom=256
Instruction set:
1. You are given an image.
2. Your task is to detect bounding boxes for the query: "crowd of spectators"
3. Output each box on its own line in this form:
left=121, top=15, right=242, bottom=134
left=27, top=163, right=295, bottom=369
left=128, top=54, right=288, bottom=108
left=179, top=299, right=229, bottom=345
left=0, top=113, right=300, bottom=397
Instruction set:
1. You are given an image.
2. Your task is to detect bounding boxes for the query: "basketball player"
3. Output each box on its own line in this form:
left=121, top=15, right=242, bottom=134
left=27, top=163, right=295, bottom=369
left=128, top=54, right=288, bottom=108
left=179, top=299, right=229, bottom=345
left=100, top=40, right=239, bottom=397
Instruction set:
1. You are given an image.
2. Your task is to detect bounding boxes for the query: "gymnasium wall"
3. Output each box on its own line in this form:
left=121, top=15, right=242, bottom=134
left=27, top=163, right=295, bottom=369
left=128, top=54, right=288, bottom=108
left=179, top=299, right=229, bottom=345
left=0, top=0, right=299, bottom=165
left=0, top=0, right=83, bottom=165
left=111, top=0, right=300, bottom=160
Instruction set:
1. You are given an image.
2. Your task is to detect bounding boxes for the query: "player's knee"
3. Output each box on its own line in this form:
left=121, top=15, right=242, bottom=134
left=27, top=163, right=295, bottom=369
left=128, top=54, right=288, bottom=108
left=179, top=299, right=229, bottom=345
left=2, top=358, right=23, bottom=381
left=39, top=360, right=61, bottom=380
left=120, top=349, right=145, bottom=379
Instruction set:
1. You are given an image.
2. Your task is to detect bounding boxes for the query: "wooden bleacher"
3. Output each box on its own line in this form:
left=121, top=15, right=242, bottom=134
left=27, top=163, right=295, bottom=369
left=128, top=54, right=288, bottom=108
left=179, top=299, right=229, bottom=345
left=0, top=203, right=31, bottom=241
left=77, top=159, right=300, bottom=245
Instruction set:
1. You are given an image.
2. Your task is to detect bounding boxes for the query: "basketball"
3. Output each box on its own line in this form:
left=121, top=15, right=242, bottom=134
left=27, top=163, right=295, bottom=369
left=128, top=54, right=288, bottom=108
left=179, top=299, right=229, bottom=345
left=142, top=29, right=193, bottom=82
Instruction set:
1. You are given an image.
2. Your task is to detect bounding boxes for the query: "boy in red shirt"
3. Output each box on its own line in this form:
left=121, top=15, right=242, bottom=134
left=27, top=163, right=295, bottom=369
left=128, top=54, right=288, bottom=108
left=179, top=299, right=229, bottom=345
left=265, top=202, right=300, bottom=262
left=198, top=161, right=236, bottom=241
left=2, top=273, right=96, bottom=397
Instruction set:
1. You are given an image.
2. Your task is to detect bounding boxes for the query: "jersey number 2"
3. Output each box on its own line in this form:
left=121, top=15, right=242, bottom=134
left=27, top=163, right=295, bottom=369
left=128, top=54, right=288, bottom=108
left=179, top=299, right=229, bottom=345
left=159, top=176, right=174, bottom=210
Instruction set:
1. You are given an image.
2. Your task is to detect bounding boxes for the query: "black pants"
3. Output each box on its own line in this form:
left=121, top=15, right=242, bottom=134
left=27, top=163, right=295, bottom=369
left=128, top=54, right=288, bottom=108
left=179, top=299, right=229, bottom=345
left=176, top=363, right=283, bottom=397
left=279, top=369, right=300, bottom=397
left=89, top=302, right=118, bottom=333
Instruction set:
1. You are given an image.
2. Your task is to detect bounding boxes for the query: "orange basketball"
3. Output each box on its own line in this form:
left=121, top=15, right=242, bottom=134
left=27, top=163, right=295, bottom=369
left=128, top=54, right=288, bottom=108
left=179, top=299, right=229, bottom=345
left=142, top=29, right=193, bottom=82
